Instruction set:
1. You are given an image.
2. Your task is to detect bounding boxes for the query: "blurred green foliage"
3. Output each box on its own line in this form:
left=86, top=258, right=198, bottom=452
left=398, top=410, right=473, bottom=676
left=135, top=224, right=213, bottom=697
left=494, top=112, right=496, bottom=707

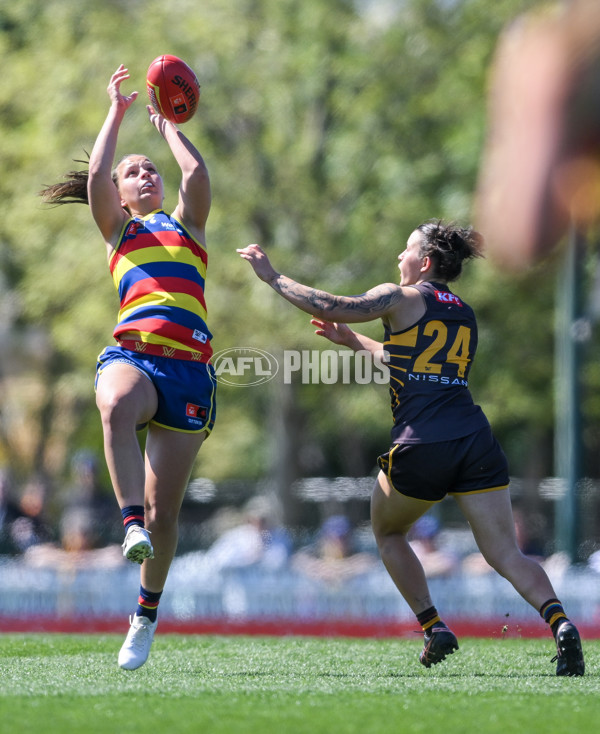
left=1, top=0, right=599, bottom=506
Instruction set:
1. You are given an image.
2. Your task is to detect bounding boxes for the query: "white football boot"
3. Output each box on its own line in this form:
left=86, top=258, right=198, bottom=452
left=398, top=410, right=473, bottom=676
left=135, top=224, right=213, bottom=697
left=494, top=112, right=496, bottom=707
left=118, top=615, right=158, bottom=670
left=122, top=525, right=154, bottom=564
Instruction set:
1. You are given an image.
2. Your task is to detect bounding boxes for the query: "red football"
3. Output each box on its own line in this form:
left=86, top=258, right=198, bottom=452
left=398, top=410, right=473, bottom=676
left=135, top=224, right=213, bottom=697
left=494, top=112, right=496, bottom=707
left=146, top=55, right=200, bottom=124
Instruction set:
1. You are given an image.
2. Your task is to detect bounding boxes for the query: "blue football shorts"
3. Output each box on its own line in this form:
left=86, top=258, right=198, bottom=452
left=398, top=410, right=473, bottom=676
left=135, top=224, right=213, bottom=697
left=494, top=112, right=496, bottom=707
left=96, top=345, right=217, bottom=434
left=377, top=426, right=509, bottom=502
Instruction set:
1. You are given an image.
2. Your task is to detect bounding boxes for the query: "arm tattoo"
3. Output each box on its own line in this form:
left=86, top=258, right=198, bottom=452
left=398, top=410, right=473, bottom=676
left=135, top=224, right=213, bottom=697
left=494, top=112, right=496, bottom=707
left=270, top=276, right=402, bottom=319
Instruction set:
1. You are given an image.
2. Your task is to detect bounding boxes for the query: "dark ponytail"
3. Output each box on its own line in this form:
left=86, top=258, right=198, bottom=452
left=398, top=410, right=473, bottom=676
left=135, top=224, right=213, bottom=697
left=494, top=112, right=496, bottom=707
left=39, top=165, right=90, bottom=205
left=40, top=154, right=135, bottom=207
left=416, top=219, right=484, bottom=281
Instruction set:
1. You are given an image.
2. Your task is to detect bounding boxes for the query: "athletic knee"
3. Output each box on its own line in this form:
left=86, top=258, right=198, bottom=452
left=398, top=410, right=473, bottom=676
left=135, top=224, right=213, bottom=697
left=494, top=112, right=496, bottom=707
left=98, top=387, right=151, bottom=435
left=97, top=387, right=130, bottom=424
left=96, top=372, right=157, bottom=430
left=145, top=506, right=179, bottom=535
left=374, top=530, right=410, bottom=560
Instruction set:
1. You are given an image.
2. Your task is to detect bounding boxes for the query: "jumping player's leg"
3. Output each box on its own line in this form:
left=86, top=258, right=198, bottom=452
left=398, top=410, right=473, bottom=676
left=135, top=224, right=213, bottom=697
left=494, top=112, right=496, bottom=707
left=141, top=424, right=206, bottom=593
left=96, top=362, right=158, bottom=508
left=117, top=424, right=206, bottom=671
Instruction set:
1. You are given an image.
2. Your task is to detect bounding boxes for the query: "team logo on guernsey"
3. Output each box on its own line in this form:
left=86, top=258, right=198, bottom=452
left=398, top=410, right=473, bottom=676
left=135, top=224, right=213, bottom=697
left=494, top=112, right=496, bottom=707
left=126, top=221, right=145, bottom=237
left=186, top=403, right=207, bottom=419
left=434, top=290, right=463, bottom=307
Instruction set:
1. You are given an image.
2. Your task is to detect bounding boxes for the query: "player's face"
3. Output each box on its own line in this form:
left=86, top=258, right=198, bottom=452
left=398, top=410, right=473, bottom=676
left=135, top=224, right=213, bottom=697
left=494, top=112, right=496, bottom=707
left=398, top=230, right=426, bottom=286
left=117, top=156, right=164, bottom=211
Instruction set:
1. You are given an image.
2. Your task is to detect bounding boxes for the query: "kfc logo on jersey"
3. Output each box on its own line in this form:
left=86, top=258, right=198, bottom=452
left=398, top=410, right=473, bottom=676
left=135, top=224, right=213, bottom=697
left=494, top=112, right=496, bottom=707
left=434, top=290, right=463, bottom=307
left=186, top=403, right=207, bottom=419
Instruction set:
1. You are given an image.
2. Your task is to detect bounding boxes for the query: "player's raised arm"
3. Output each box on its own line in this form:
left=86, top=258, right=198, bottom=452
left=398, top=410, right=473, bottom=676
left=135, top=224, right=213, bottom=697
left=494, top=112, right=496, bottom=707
left=87, top=65, right=137, bottom=247
left=146, top=56, right=210, bottom=239
left=237, top=244, right=403, bottom=324
left=150, top=109, right=211, bottom=239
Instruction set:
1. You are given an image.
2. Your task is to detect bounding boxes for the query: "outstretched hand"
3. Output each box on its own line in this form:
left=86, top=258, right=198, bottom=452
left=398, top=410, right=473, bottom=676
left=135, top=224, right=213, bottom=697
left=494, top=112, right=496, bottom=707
left=237, top=244, right=279, bottom=283
left=108, top=64, right=138, bottom=112
left=311, top=318, right=355, bottom=347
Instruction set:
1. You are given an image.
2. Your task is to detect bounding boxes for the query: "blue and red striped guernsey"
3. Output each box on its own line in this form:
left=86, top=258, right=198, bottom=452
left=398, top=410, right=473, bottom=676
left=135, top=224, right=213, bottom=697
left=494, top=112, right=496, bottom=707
left=109, top=210, right=212, bottom=359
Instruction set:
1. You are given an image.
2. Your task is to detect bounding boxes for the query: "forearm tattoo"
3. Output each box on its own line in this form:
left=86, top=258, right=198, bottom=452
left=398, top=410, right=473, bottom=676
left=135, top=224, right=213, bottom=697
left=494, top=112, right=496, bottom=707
left=271, top=275, right=402, bottom=318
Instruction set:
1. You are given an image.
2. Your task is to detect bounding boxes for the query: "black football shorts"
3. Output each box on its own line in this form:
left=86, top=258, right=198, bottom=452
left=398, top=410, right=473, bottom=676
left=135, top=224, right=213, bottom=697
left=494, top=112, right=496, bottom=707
left=377, top=426, right=509, bottom=502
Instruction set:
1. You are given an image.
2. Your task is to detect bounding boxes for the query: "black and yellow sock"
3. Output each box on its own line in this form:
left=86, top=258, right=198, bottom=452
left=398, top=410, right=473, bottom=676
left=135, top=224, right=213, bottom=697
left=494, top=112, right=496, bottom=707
left=136, top=585, right=162, bottom=623
left=540, top=598, right=568, bottom=637
left=417, top=606, right=446, bottom=635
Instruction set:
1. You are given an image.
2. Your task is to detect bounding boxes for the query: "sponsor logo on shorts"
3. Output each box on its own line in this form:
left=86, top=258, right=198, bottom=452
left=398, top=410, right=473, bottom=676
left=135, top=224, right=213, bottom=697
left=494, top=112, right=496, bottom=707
left=186, top=403, right=207, bottom=421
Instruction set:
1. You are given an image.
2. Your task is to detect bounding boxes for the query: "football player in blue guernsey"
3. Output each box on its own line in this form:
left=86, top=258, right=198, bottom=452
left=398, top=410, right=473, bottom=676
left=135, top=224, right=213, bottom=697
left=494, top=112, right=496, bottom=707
left=40, top=65, right=216, bottom=670
left=238, top=220, right=585, bottom=676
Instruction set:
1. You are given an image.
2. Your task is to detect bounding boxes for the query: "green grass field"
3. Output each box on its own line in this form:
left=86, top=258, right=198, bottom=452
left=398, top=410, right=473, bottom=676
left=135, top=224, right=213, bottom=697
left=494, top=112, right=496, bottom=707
left=0, top=634, right=597, bottom=734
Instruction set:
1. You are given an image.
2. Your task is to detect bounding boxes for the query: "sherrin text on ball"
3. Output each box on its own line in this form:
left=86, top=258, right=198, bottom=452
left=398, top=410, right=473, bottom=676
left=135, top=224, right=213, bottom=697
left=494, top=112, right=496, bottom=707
left=146, top=54, right=200, bottom=124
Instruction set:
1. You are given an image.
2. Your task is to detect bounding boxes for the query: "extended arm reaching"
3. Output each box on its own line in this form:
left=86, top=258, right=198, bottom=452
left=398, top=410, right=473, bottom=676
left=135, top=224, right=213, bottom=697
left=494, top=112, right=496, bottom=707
left=87, top=65, right=138, bottom=245
left=237, top=243, right=403, bottom=324
left=149, top=106, right=211, bottom=234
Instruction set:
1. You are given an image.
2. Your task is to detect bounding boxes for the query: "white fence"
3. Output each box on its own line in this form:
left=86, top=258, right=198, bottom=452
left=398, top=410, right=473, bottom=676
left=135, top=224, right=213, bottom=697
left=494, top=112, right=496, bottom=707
left=1, top=557, right=598, bottom=625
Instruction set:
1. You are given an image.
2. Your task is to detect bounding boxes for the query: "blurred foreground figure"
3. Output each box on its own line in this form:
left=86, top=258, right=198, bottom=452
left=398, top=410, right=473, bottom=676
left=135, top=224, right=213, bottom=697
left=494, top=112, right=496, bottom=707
left=475, top=0, right=600, bottom=268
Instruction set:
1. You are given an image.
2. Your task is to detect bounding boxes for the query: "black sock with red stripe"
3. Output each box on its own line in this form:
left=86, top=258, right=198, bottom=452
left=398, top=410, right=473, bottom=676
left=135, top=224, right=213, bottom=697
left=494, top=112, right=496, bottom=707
left=121, top=505, right=145, bottom=531
left=417, top=606, right=447, bottom=636
left=136, top=586, right=162, bottom=623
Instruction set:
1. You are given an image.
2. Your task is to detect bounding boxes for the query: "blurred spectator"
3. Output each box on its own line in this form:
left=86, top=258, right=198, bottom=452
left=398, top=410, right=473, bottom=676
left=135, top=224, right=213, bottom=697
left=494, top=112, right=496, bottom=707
left=0, top=468, right=22, bottom=554
left=10, top=454, right=123, bottom=569
left=175, top=496, right=292, bottom=576
left=587, top=548, right=600, bottom=574
left=292, top=514, right=377, bottom=585
left=407, top=515, right=459, bottom=578
left=62, top=450, right=115, bottom=545
left=204, top=496, right=291, bottom=571
left=3, top=474, right=53, bottom=554
left=23, top=505, right=124, bottom=570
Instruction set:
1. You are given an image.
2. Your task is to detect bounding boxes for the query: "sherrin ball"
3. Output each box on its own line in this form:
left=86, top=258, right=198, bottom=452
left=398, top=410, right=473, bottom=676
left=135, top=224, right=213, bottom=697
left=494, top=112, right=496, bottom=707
left=146, top=54, right=200, bottom=124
